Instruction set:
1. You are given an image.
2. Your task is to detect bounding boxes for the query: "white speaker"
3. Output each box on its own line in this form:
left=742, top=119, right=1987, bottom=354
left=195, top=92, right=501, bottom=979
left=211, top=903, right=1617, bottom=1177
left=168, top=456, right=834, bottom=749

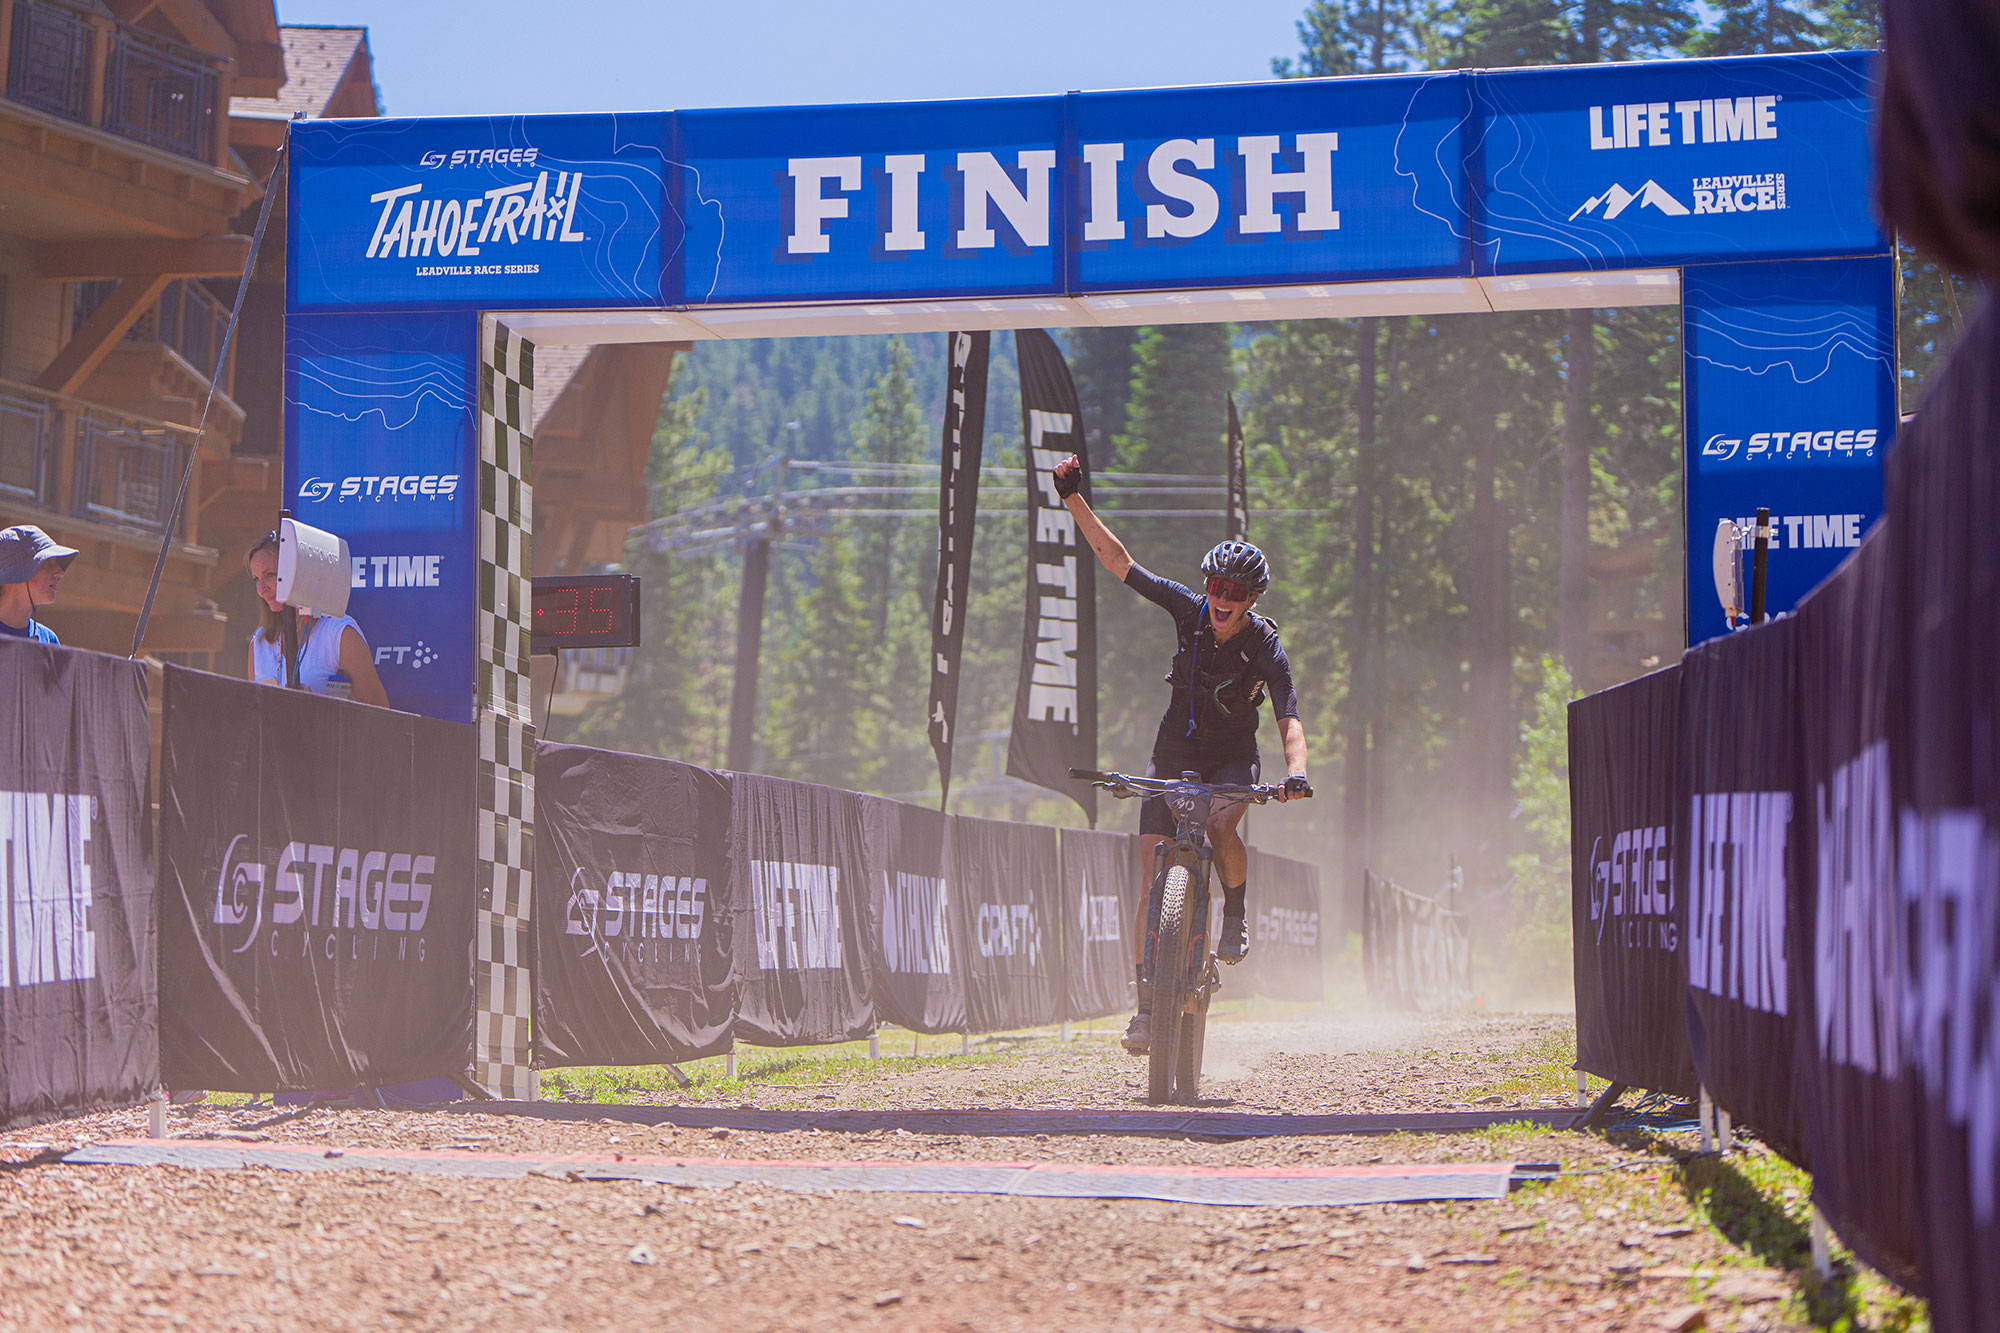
left=1712, top=518, right=1744, bottom=629
left=276, top=517, right=351, bottom=618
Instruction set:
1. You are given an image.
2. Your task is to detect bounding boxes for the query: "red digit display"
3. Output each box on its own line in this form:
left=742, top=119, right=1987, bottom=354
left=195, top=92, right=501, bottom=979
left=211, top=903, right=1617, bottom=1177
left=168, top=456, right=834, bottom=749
left=530, top=575, right=641, bottom=652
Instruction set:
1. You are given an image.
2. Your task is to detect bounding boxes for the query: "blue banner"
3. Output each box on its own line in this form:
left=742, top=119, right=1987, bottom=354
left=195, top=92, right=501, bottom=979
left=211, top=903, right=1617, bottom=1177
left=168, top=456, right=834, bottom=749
left=289, top=113, right=674, bottom=312
left=1067, top=73, right=1470, bottom=292
left=1475, top=52, right=1880, bottom=274
left=674, top=96, right=1067, bottom=305
left=284, top=312, right=479, bottom=721
left=283, top=52, right=1879, bottom=317
left=1683, top=256, right=1897, bottom=646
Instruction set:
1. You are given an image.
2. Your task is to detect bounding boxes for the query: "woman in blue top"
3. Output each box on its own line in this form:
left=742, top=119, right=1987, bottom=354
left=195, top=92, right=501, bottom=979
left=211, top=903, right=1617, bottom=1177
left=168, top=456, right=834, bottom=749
left=245, top=531, right=389, bottom=707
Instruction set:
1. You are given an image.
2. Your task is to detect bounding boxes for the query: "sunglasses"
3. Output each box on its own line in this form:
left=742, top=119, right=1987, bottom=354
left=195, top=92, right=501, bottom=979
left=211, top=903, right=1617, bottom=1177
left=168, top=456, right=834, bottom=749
left=1206, top=576, right=1252, bottom=603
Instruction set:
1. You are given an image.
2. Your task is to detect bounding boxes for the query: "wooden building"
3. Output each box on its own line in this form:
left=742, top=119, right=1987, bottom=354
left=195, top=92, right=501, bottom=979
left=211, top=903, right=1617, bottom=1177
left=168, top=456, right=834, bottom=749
left=2, top=7, right=676, bottom=680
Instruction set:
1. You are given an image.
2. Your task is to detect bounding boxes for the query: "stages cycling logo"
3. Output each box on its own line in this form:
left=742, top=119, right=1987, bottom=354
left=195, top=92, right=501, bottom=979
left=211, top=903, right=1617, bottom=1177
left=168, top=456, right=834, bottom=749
left=298, top=475, right=461, bottom=503
left=563, top=865, right=708, bottom=966
left=210, top=833, right=437, bottom=961
left=1699, top=428, right=1879, bottom=463
left=1589, top=825, right=1676, bottom=952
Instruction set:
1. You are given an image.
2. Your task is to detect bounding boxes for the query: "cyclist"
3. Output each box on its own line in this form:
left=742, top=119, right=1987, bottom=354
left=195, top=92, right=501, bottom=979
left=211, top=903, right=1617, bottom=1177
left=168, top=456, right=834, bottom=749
left=1052, top=454, right=1312, bottom=1054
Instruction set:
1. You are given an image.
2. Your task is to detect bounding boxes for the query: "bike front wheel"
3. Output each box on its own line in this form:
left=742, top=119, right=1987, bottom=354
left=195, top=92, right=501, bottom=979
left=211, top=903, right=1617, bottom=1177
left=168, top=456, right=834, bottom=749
left=1148, top=860, right=1194, bottom=1104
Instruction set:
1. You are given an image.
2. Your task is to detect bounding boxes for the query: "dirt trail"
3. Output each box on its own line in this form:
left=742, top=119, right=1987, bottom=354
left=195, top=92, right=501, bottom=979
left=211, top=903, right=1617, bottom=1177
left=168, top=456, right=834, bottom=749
left=0, top=1012, right=1838, bottom=1331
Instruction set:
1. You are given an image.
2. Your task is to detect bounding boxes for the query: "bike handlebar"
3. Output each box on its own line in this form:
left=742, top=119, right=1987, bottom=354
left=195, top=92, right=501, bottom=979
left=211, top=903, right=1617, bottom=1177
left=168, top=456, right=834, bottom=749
left=1066, top=767, right=1286, bottom=803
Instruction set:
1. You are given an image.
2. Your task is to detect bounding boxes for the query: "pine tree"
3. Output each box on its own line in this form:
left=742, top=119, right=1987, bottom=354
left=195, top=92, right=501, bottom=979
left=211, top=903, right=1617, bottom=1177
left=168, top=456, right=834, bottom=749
left=573, top=388, right=732, bottom=764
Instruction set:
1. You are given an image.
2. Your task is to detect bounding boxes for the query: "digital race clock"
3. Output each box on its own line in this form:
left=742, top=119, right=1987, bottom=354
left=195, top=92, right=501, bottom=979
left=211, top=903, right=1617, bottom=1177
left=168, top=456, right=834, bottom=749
left=530, top=574, right=641, bottom=653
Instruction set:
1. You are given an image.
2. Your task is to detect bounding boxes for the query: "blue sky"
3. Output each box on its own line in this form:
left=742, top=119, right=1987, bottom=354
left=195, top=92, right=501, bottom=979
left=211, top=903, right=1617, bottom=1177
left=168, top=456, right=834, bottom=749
left=275, top=0, right=1318, bottom=116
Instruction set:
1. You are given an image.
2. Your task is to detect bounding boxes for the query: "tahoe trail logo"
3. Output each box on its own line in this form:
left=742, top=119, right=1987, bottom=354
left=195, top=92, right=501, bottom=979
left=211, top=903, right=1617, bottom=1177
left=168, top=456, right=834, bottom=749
left=1569, top=180, right=1690, bottom=221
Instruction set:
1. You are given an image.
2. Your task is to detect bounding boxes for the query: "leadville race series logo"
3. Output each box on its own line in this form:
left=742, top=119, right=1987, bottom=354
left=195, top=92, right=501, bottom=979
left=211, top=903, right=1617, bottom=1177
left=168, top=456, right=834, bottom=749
left=211, top=833, right=437, bottom=961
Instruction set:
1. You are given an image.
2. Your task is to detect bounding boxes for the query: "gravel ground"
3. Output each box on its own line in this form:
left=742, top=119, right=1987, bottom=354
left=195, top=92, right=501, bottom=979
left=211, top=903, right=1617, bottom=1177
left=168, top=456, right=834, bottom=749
left=0, top=1011, right=1866, bottom=1331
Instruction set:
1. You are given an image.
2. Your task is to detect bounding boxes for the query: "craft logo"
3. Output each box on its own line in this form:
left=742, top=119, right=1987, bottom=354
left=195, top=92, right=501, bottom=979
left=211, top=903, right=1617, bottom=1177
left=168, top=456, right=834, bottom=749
left=749, top=860, right=844, bottom=971
left=365, top=170, right=588, bottom=261
left=881, top=871, right=951, bottom=976
left=1256, top=905, right=1318, bottom=948
left=0, top=792, right=98, bottom=988
left=373, top=642, right=440, bottom=669
left=1686, top=791, right=1791, bottom=1015
left=350, top=554, right=443, bottom=589
left=976, top=901, right=1041, bottom=964
left=563, top=866, right=707, bottom=967
left=1699, top=427, right=1878, bottom=464
left=298, top=474, right=461, bottom=504
left=1588, top=825, right=1676, bottom=952
left=210, top=832, right=437, bottom=961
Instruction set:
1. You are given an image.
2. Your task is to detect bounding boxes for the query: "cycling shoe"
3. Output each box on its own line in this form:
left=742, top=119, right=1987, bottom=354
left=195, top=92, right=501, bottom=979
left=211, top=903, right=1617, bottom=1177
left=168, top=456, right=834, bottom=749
left=1121, top=1011, right=1151, bottom=1055
left=1218, top=914, right=1249, bottom=965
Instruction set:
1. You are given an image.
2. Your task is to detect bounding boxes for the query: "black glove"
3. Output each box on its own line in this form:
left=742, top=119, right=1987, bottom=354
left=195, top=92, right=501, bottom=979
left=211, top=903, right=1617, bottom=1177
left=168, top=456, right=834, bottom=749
left=1052, top=454, right=1085, bottom=499
left=1284, top=774, right=1314, bottom=800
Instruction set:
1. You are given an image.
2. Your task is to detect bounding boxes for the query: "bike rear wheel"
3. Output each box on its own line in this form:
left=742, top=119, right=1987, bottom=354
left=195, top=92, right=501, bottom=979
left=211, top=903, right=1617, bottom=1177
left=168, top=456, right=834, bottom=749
left=1147, top=861, right=1193, bottom=1104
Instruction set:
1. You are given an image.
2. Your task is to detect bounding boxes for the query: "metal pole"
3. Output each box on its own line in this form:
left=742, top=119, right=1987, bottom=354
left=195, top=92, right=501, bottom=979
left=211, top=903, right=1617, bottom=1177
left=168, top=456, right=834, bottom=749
left=1749, top=506, right=1771, bottom=625
left=725, top=532, right=772, bottom=771
left=1809, top=1204, right=1833, bottom=1278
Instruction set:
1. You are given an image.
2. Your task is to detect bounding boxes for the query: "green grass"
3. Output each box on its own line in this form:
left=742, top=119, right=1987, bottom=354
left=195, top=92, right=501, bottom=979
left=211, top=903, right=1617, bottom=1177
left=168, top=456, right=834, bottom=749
left=539, top=1026, right=1043, bottom=1105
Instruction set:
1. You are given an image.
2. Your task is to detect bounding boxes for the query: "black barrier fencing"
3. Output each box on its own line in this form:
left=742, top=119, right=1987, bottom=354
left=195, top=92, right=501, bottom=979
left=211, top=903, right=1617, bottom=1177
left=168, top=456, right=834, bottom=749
left=532, top=740, right=1328, bottom=1069
left=158, top=666, right=478, bottom=1094
left=1568, top=302, right=2000, bottom=1330
left=1361, top=867, right=1470, bottom=1012
left=0, top=640, right=156, bottom=1133
left=5, top=654, right=1325, bottom=1126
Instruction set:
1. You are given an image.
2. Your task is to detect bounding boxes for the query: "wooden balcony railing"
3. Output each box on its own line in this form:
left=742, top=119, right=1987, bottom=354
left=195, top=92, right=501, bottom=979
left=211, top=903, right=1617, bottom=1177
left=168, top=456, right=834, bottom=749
left=73, top=277, right=237, bottom=392
left=0, top=376, right=200, bottom=542
left=3, top=0, right=224, bottom=167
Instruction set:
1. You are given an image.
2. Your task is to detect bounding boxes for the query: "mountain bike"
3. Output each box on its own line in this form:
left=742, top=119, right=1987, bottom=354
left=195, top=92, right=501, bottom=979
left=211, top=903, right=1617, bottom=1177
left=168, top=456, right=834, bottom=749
left=1069, top=767, right=1286, bottom=1104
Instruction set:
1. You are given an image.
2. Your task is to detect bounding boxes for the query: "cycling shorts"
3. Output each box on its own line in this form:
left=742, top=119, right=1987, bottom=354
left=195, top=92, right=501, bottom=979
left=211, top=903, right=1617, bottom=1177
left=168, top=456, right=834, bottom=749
left=1138, top=750, right=1260, bottom=836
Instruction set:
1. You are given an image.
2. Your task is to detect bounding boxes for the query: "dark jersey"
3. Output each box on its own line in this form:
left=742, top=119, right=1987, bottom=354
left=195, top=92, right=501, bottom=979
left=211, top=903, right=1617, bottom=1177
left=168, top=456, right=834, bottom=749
left=1123, top=563, right=1299, bottom=759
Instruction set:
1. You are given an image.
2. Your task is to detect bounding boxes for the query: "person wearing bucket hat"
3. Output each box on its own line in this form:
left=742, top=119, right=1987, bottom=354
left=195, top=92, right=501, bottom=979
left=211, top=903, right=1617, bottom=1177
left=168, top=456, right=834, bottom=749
left=0, top=525, right=79, bottom=646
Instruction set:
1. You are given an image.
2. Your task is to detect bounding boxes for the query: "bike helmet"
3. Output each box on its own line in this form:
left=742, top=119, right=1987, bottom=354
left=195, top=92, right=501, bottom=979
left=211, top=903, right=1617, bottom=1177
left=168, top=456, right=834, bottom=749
left=1199, top=540, right=1270, bottom=594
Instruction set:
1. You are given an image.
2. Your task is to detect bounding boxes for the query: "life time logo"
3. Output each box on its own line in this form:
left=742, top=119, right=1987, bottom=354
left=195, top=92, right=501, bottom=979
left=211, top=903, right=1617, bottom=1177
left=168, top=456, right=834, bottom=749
left=350, top=555, right=442, bottom=589
left=563, top=866, right=707, bottom=966
left=0, top=792, right=97, bottom=987
left=1589, top=825, right=1676, bottom=952
left=1724, top=513, right=1868, bottom=551
left=210, top=833, right=437, bottom=961
left=1587, top=97, right=1780, bottom=150
left=298, top=475, right=460, bottom=503
left=1700, top=427, right=1879, bottom=463
left=365, top=170, right=588, bottom=261
left=1569, top=173, right=1787, bottom=221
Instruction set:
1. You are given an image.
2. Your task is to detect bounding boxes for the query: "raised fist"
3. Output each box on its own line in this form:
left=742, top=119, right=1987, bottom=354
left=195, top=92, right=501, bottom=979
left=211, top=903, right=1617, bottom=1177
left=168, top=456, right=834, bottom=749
left=1052, top=454, right=1084, bottom=500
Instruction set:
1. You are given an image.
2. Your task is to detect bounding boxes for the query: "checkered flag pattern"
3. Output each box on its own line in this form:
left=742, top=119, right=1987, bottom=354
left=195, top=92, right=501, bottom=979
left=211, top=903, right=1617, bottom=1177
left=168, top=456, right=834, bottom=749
left=473, top=316, right=536, bottom=1100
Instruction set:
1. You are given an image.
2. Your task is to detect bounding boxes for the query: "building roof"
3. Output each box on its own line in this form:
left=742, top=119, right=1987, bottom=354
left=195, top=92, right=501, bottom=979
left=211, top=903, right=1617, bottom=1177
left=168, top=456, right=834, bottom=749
left=531, top=346, right=593, bottom=431
left=230, top=27, right=371, bottom=120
